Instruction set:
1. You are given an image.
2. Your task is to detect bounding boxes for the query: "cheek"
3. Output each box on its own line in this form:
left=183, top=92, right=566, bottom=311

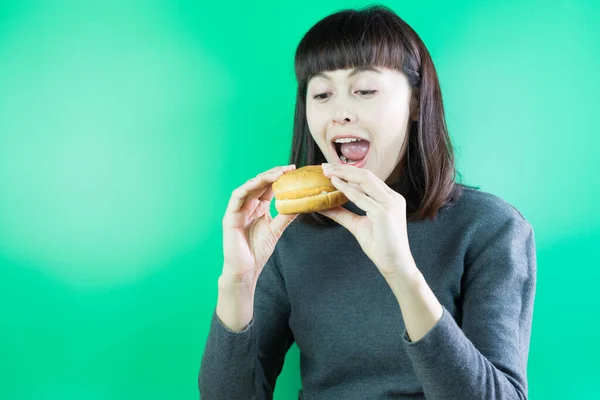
left=373, top=106, right=410, bottom=153
left=306, top=103, right=324, bottom=122
left=305, top=107, right=326, bottom=153
left=306, top=102, right=313, bottom=121
left=306, top=104, right=328, bottom=135
left=379, top=102, right=410, bottom=134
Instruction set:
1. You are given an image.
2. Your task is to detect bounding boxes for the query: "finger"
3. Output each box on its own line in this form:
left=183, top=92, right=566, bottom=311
left=330, top=176, right=383, bottom=215
left=255, top=164, right=299, bottom=202
left=317, top=206, right=360, bottom=234
left=328, top=166, right=392, bottom=202
left=323, top=165, right=392, bottom=205
left=226, top=165, right=296, bottom=215
left=247, top=199, right=271, bottom=221
left=270, top=212, right=298, bottom=238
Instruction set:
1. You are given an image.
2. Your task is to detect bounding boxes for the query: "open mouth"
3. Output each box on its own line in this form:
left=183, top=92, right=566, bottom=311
left=331, top=138, right=370, bottom=168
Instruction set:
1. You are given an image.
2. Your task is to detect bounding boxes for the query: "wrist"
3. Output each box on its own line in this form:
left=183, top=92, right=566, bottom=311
left=382, top=258, right=422, bottom=292
left=218, top=273, right=256, bottom=295
left=216, top=273, right=256, bottom=333
left=220, top=264, right=257, bottom=287
left=390, top=271, right=424, bottom=297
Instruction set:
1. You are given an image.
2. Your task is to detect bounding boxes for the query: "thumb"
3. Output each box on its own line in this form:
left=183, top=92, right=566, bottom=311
left=317, top=207, right=358, bottom=234
left=270, top=212, right=298, bottom=238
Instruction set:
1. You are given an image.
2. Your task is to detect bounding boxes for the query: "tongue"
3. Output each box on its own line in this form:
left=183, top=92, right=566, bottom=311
left=340, top=141, right=370, bottom=161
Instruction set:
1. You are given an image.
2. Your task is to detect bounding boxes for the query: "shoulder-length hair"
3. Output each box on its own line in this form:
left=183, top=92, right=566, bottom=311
left=289, top=5, right=465, bottom=226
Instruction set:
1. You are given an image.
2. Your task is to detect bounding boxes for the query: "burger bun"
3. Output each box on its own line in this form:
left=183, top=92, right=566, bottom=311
left=272, top=165, right=348, bottom=215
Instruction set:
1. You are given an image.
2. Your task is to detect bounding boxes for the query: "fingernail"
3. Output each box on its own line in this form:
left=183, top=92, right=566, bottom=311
left=322, top=163, right=332, bottom=169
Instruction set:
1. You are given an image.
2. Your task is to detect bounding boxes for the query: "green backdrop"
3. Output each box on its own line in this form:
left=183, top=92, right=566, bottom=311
left=1, top=0, right=598, bottom=399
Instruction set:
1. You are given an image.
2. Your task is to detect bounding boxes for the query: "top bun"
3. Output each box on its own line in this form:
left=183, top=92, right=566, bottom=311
left=272, top=165, right=348, bottom=214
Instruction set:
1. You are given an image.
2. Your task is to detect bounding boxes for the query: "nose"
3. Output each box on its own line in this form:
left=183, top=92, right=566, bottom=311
left=332, top=107, right=355, bottom=124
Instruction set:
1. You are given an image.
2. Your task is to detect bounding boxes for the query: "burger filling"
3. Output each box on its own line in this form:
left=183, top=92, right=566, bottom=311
left=334, top=139, right=370, bottom=164
left=276, top=186, right=337, bottom=200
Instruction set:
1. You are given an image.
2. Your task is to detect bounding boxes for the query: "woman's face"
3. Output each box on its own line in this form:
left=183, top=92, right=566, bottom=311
left=306, top=66, right=417, bottom=184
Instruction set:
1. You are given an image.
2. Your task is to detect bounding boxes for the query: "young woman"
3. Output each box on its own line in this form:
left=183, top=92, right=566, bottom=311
left=200, top=5, right=536, bottom=400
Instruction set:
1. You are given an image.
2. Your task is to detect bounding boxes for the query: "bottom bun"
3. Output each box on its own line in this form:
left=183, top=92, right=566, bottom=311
left=275, top=190, right=348, bottom=215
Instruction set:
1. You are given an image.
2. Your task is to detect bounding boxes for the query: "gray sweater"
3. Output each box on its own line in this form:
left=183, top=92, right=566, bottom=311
left=199, top=185, right=536, bottom=399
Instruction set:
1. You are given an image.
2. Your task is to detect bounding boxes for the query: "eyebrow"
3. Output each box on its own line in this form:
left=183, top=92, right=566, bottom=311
left=313, top=66, right=381, bottom=80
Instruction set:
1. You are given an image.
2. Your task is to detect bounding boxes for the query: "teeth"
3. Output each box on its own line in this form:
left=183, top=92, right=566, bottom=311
left=334, top=138, right=362, bottom=143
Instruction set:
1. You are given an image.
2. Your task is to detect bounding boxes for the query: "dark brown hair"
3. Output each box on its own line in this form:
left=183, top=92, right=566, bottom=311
left=289, top=4, right=467, bottom=226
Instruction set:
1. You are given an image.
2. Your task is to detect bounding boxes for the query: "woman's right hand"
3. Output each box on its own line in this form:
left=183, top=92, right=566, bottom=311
left=221, top=164, right=298, bottom=285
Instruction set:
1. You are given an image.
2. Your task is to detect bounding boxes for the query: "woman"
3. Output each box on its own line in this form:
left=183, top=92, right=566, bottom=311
left=200, top=5, right=536, bottom=400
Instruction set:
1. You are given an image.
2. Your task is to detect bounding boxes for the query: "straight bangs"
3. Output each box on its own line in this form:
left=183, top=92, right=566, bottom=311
left=294, top=9, right=420, bottom=92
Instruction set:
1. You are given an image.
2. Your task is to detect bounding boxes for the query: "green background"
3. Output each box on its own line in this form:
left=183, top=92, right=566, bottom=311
left=1, top=0, right=598, bottom=398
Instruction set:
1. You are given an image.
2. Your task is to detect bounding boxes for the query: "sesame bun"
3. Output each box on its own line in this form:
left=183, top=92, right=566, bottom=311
left=272, top=165, right=348, bottom=215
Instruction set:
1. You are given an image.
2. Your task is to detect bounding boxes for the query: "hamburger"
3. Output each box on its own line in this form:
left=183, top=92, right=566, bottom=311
left=272, top=165, right=349, bottom=215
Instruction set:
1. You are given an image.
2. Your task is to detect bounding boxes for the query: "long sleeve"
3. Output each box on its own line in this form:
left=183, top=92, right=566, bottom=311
left=198, top=253, right=295, bottom=400
left=402, top=214, right=536, bottom=399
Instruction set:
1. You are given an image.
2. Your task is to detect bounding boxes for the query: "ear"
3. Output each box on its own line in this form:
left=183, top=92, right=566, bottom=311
left=409, top=90, right=420, bottom=121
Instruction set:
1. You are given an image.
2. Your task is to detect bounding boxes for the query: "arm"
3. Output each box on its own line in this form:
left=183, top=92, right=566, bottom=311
left=389, top=217, right=536, bottom=400
left=199, top=254, right=295, bottom=400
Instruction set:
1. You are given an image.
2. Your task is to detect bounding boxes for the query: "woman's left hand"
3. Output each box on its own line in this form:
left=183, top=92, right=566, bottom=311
left=318, top=163, right=418, bottom=281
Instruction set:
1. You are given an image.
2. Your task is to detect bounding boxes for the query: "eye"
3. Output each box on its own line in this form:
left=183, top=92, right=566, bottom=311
left=312, top=90, right=377, bottom=100
left=313, top=93, right=330, bottom=100
left=356, top=90, right=377, bottom=97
